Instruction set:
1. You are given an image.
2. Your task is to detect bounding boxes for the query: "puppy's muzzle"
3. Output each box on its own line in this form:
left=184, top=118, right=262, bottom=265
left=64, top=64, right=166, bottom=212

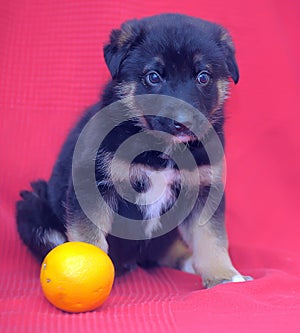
left=146, top=114, right=204, bottom=143
left=131, top=94, right=209, bottom=142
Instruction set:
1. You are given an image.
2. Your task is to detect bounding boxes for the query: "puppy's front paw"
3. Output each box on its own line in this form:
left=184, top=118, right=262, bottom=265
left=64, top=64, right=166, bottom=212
left=204, top=274, right=253, bottom=288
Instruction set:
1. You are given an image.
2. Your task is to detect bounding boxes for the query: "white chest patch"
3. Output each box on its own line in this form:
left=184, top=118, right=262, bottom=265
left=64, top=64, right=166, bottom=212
left=130, top=165, right=178, bottom=238
left=136, top=167, right=178, bottom=218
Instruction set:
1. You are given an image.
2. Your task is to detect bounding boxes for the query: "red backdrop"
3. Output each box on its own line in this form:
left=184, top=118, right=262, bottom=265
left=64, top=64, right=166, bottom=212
left=1, top=1, right=299, bottom=332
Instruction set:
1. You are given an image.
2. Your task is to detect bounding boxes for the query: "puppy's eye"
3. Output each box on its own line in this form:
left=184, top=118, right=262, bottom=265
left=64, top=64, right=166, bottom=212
left=145, top=71, right=163, bottom=86
left=196, top=71, right=211, bottom=86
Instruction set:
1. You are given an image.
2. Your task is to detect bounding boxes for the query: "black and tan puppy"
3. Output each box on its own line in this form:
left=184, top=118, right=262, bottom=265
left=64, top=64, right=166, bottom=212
left=16, top=14, right=251, bottom=288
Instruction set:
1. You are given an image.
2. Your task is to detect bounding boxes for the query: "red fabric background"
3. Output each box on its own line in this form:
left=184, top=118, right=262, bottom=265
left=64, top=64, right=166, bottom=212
left=1, top=0, right=300, bottom=332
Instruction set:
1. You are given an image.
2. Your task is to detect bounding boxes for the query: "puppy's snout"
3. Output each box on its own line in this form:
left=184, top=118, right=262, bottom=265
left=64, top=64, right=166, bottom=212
left=145, top=111, right=201, bottom=142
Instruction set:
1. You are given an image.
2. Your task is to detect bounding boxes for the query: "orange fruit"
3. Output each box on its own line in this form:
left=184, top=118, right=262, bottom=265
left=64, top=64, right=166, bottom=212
left=40, top=241, right=115, bottom=313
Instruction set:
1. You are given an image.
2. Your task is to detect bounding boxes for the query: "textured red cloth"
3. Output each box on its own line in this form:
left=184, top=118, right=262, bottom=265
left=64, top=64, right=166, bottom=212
left=1, top=0, right=300, bottom=332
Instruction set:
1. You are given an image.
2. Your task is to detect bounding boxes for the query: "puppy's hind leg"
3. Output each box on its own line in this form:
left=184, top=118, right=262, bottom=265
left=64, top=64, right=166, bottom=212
left=16, top=180, right=67, bottom=261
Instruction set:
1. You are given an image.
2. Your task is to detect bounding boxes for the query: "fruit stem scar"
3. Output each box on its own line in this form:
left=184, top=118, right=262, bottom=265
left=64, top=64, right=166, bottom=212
left=46, top=278, right=51, bottom=283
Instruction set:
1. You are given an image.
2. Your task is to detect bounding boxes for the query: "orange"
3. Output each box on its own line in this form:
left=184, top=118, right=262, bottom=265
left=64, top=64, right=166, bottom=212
left=40, top=241, right=115, bottom=313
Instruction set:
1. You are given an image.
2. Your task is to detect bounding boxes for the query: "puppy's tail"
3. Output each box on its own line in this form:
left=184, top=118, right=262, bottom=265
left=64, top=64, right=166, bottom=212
left=16, top=180, right=67, bottom=261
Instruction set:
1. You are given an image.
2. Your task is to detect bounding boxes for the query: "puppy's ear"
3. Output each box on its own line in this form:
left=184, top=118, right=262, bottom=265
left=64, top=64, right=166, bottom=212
left=104, top=20, right=144, bottom=79
left=217, top=29, right=239, bottom=84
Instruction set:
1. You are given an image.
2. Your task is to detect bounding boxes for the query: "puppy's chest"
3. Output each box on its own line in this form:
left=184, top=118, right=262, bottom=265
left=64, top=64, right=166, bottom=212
left=98, top=155, right=218, bottom=221
left=131, top=166, right=180, bottom=219
left=128, top=163, right=216, bottom=220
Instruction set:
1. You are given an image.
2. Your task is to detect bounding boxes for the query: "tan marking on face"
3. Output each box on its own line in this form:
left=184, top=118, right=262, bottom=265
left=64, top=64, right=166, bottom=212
left=154, top=56, right=165, bottom=67
left=193, top=53, right=202, bottom=64
left=210, top=79, right=230, bottom=117
left=114, top=81, right=137, bottom=100
left=143, top=56, right=165, bottom=73
left=114, top=81, right=149, bottom=129
left=217, top=79, right=230, bottom=103
left=194, top=54, right=213, bottom=72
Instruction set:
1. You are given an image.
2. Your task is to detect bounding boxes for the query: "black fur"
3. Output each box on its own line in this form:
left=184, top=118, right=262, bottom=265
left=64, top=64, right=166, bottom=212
left=16, top=180, right=66, bottom=261
left=16, top=14, right=239, bottom=276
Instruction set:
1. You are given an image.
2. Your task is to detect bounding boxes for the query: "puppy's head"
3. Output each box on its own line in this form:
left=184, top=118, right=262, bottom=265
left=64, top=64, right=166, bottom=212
left=103, top=14, right=239, bottom=142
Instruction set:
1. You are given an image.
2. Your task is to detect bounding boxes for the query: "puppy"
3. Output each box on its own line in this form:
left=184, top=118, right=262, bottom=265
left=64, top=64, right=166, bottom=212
left=16, top=13, right=251, bottom=288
